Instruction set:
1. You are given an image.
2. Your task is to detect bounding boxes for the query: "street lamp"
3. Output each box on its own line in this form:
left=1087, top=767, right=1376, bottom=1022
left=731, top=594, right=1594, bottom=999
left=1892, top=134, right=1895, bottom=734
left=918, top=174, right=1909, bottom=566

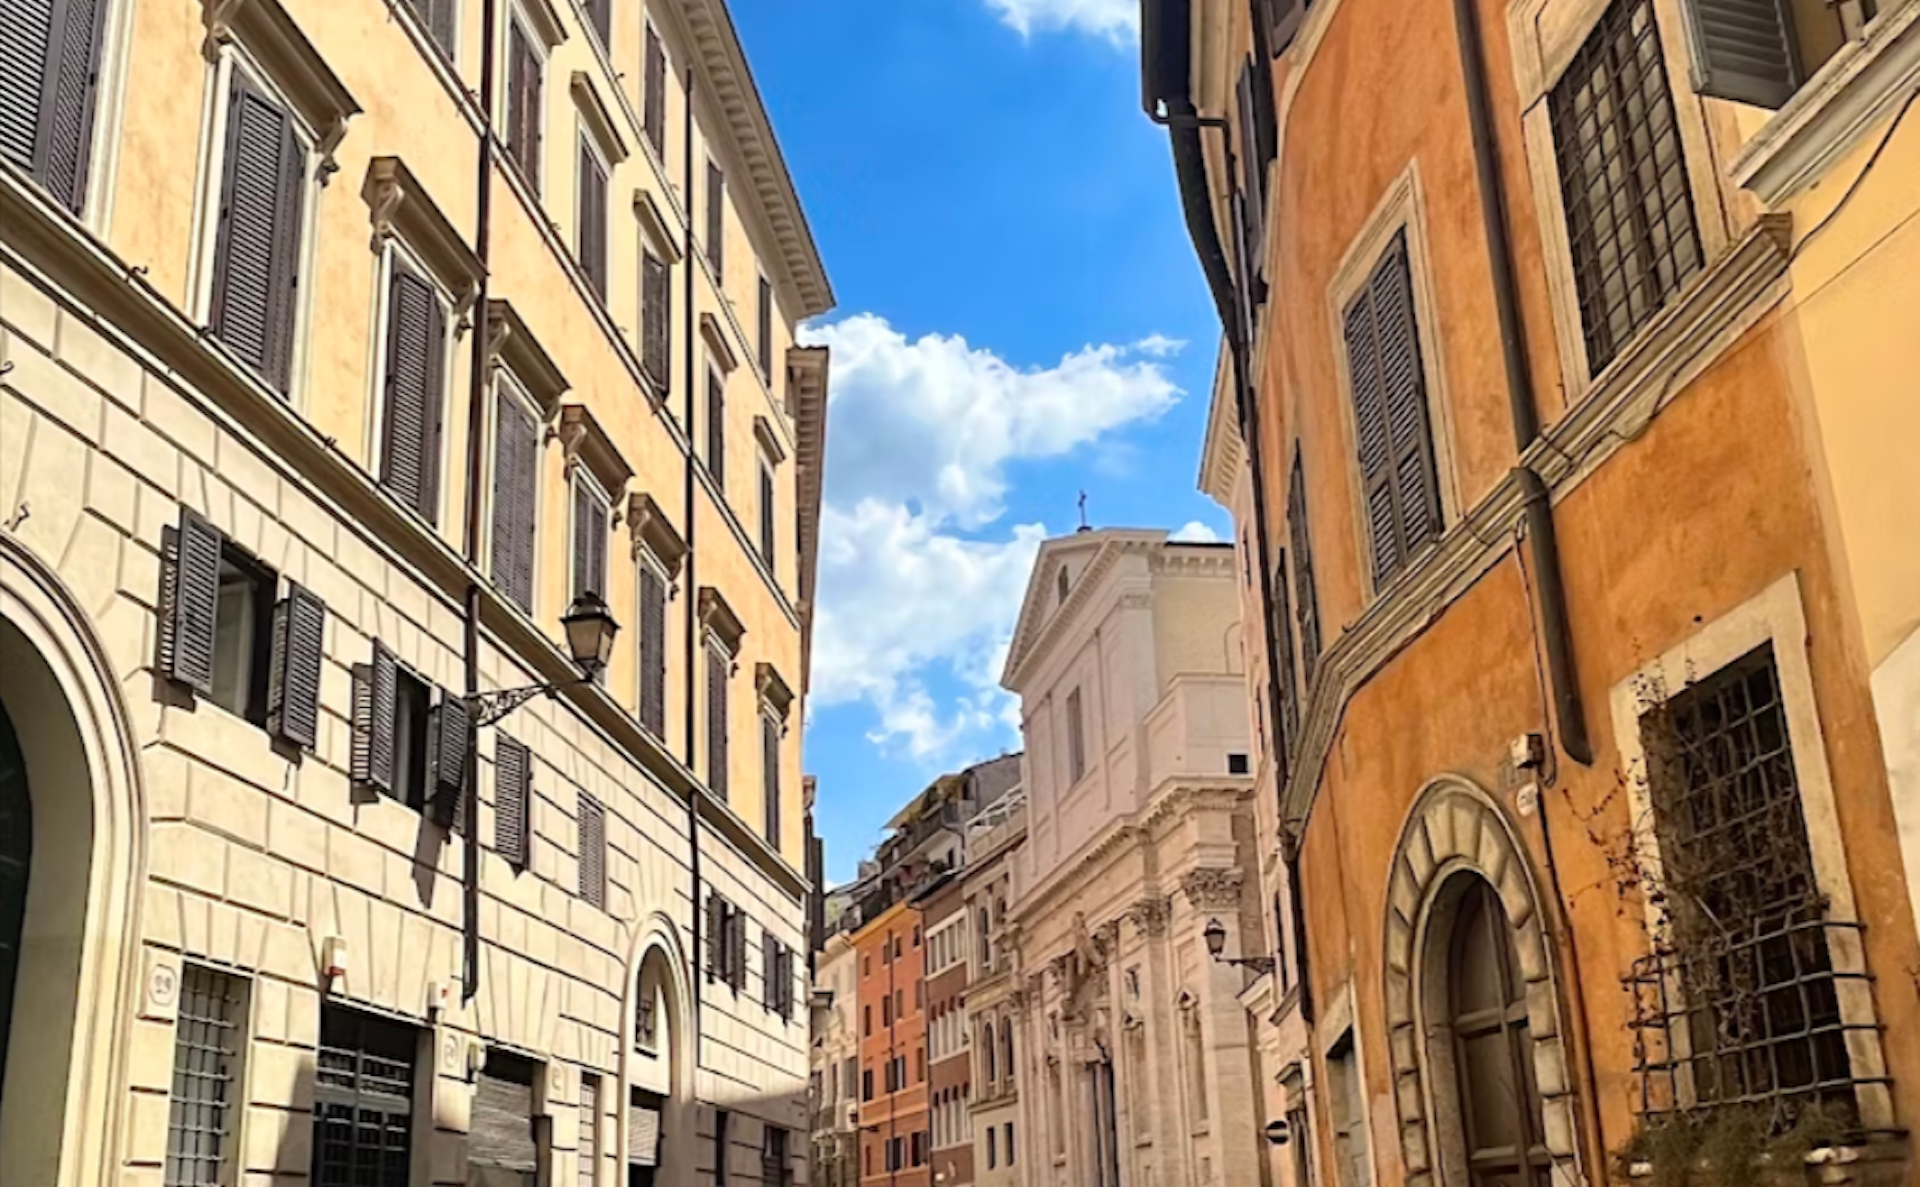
left=467, top=591, right=620, bottom=725
left=1202, top=917, right=1275, bottom=975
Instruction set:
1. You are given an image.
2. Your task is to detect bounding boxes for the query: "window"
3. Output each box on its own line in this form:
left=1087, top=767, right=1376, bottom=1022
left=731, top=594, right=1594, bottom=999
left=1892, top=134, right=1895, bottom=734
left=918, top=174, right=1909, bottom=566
left=882, top=995, right=892, bottom=1026
left=762, top=1126, right=792, bottom=1187
left=1228, top=753, right=1251, bottom=775
left=1273, top=546, right=1301, bottom=766
left=314, top=1006, right=418, bottom=1187
left=638, top=560, right=668, bottom=736
left=706, top=892, right=747, bottom=991
left=761, top=711, right=781, bottom=846
left=209, top=74, right=307, bottom=396
left=578, top=1074, right=600, bottom=1187
left=1183, top=1001, right=1208, bottom=1127
left=402, top=0, right=457, bottom=57
left=1065, top=687, right=1087, bottom=784
left=1056, top=566, right=1070, bottom=604
left=577, top=134, right=609, bottom=299
left=1550, top=0, right=1702, bottom=374
left=1001, top=1020, right=1014, bottom=1084
left=706, top=643, right=730, bottom=799
left=1343, top=230, right=1443, bottom=586
left=705, top=159, right=725, bottom=278
left=862, top=1067, right=873, bottom=1100
left=986, top=1123, right=998, bottom=1168
left=1326, top=1032, right=1370, bottom=1187
left=983, top=1022, right=996, bottom=1080
left=641, top=250, right=670, bottom=390
left=1004, top=1121, right=1015, bottom=1165
left=582, top=0, right=610, bottom=47
left=762, top=929, right=794, bottom=1019
left=208, top=543, right=276, bottom=725
left=350, top=641, right=464, bottom=813
left=641, top=23, right=665, bottom=158
left=495, top=733, right=533, bottom=868
left=392, top=664, right=432, bottom=809
left=505, top=17, right=543, bottom=192
left=915, top=1048, right=924, bottom=1082
left=578, top=793, right=606, bottom=908
left=756, top=276, right=774, bottom=378
left=571, top=475, right=610, bottom=603
left=706, top=366, right=726, bottom=489
left=490, top=379, right=540, bottom=613
left=471, top=1050, right=540, bottom=1187
left=164, top=965, right=247, bottom=1187
left=758, top=454, right=776, bottom=563
left=714, top=1109, right=729, bottom=1186
left=378, top=259, right=449, bottom=522
left=1, top=0, right=108, bottom=214
left=863, top=1005, right=871, bottom=1037
left=1680, top=0, right=1859, bottom=110
left=1287, top=446, right=1322, bottom=681
left=909, top=1131, right=925, bottom=1166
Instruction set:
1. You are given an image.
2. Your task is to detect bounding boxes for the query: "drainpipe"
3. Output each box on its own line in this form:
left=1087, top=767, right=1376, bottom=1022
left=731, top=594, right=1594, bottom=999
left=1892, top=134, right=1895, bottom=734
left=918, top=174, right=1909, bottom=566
left=681, top=61, right=705, bottom=1119
left=459, top=0, right=500, bottom=1005
left=1450, top=0, right=1605, bottom=1170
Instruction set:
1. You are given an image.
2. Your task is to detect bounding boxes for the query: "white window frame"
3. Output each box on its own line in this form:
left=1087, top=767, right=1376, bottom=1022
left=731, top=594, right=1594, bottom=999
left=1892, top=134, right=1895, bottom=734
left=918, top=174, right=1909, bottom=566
left=72, top=0, right=137, bottom=236
left=569, top=466, right=613, bottom=604
left=484, top=369, right=546, bottom=610
left=366, top=237, right=459, bottom=526
left=185, top=46, right=324, bottom=411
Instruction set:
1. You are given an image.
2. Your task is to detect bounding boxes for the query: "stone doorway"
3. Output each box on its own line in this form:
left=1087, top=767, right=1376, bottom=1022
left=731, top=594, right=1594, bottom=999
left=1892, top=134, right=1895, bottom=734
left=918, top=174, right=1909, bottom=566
left=0, top=701, right=27, bottom=1118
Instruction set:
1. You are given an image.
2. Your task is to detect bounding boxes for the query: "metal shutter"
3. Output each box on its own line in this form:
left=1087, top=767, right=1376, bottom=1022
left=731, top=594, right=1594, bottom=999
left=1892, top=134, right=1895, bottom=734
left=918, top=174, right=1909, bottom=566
left=638, top=565, right=667, bottom=736
left=630, top=1102, right=661, bottom=1168
left=706, top=647, right=728, bottom=800
left=705, top=160, right=724, bottom=278
left=381, top=265, right=446, bottom=521
left=491, top=389, right=539, bottom=612
left=267, top=581, right=326, bottom=749
left=1286, top=448, right=1321, bottom=683
left=494, top=733, right=532, bottom=867
left=642, top=25, right=665, bottom=159
left=641, top=251, right=670, bottom=389
left=761, top=713, right=779, bottom=846
left=1681, top=0, right=1798, bottom=108
left=425, top=687, right=469, bottom=827
left=351, top=642, right=399, bottom=794
left=706, top=370, right=725, bottom=489
left=578, top=793, right=605, bottom=907
left=507, top=22, right=541, bottom=194
left=471, top=1052, right=538, bottom=1176
left=209, top=75, right=304, bottom=396
left=157, top=509, right=223, bottom=694
left=579, top=140, right=608, bottom=299
left=0, top=0, right=106, bottom=213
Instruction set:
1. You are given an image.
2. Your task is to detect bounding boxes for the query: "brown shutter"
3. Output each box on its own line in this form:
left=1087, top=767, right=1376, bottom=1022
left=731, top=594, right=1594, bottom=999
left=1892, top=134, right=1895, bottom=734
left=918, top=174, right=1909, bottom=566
left=639, top=565, right=667, bottom=735
left=210, top=75, right=304, bottom=396
left=157, top=509, right=223, bottom=693
left=381, top=265, right=446, bottom=521
left=1681, top=0, right=1798, bottom=108
left=495, top=733, right=532, bottom=867
left=267, top=581, right=326, bottom=749
left=572, top=485, right=607, bottom=600
left=586, top=0, right=610, bottom=46
left=491, top=389, right=539, bottom=612
left=762, top=928, right=776, bottom=1013
left=426, top=687, right=470, bottom=827
left=578, top=793, right=605, bottom=907
left=507, top=22, right=541, bottom=194
left=1234, top=63, right=1263, bottom=275
left=1286, top=448, right=1321, bottom=683
left=642, top=24, right=666, bottom=159
left=2, top=0, right=108, bottom=213
left=758, top=464, right=775, bottom=562
left=641, top=251, right=670, bottom=390
left=761, top=712, right=780, bottom=847
left=729, top=905, right=747, bottom=991
left=705, top=160, right=724, bottom=278
left=427, top=0, right=457, bottom=57
left=707, top=646, right=729, bottom=801
left=578, top=139, right=608, bottom=299
left=707, top=891, right=725, bottom=982
left=350, top=641, right=399, bottom=795
left=1264, top=0, right=1305, bottom=53
left=706, top=370, right=725, bottom=489
left=757, top=277, right=773, bottom=377
left=1271, top=548, right=1300, bottom=772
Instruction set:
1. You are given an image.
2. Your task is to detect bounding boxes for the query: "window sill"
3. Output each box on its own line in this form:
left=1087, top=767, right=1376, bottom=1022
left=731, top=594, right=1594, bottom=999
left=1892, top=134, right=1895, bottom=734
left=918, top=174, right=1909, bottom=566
left=1731, top=0, right=1920, bottom=204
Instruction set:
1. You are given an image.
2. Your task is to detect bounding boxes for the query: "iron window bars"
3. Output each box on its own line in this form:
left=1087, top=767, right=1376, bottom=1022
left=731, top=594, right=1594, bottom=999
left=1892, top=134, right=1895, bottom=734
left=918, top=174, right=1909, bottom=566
left=313, top=1007, right=417, bottom=1187
left=1549, top=0, right=1703, bottom=375
left=164, top=965, right=246, bottom=1187
left=1626, top=643, right=1880, bottom=1131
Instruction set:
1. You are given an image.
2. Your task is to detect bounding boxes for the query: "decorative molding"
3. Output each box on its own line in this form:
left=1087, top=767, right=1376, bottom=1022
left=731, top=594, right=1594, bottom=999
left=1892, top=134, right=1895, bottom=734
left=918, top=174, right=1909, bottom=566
left=1124, top=896, right=1171, bottom=938
left=788, top=346, right=829, bottom=697
left=697, top=586, right=746, bottom=652
left=553, top=402, right=633, bottom=505
left=512, top=0, right=568, bottom=47
left=755, top=662, right=795, bottom=722
left=1178, top=867, right=1244, bottom=910
left=1002, top=531, right=1164, bottom=688
left=485, top=300, right=568, bottom=412
left=570, top=71, right=630, bottom=164
left=752, top=415, right=787, bottom=465
left=626, top=491, right=687, bottom=578
left=632, top=189, right=684, bottom=263
left=360, top=157, right=483, bottom=315
left=1196, top=341, right=1244, bottom=509
left=700, top=312, right=739, bottom=373
left=201, top=0, right=360, bottom=182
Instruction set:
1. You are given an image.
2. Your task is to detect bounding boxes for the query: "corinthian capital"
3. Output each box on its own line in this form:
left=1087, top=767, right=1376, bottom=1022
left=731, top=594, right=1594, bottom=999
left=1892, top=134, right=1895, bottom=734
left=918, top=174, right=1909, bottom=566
left=1179, top=867, right=1244, bottom=910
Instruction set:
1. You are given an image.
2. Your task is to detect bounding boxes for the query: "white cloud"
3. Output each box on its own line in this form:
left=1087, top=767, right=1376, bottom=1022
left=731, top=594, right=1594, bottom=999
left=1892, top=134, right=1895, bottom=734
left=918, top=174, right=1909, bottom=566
left=1170, top=520, right=1221, bottom=543
left=803, top=314, right=1180, bottom=758
left=985, top=0, right=1137, bottom=43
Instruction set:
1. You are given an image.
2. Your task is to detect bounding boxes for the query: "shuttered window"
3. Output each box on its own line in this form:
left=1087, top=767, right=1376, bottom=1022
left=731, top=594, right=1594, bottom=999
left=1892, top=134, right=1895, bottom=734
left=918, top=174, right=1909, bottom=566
left=402, top=0, right=457, bottom=58
left=491, top=384, right=540, bottom=613
left=1343, top=230, right=1443, bottom=587
left=380, top=263, right=448, bottom=522
left=1680, top=0, right=1800, bottom=108
left=729, top=903, right=747, bottom=992
left=164, top=965, right=246, bottom=1187
left=571, top=479, right=610, bottom=602
left=706, top=891, right=727, bottom=982
left=638, top=563, right=667, bottom=736
left=495, top=733, right=532, bottom=868
left=424, top=689, right=469, bottom=828
left=1272, top=547, right=1300, bottom=773
left=209, top=74, right=306, bottom=396
left=707, top=645, right=730, bottom=801
left=351, top=641, right=399, bottom=797
left=583, top=0, right=611, bottom=47
left=1550, top=0, right=1701, bottom=374
left=157, top=509, right=225, bottom=695
left=1286, top=447, right=1321, bottom=684
left=578, top=793, right=606, bottom=907
left=706, top=368, right=726, bottom=489
left=756, top=277, right=774, bottom=378
left=1234, top=62, right=1265, bottom=290
left=314, top=1007, right=416, bottom=1187
left=505, top=20, right=542, bottom=193
left=763, top=1127, right=791, bottom=1187
left=705, top=160, right=724, bottom=279
left=267, top=582, right=327, bottom=750
left=471, top=1050, right=539, bottom=1186
left=578, top=1075, right=600, bottom=1187
left=758, top=461, right=776, bottom=563
left=641, top=250, right=670, bottom=390
left=761, top=711, right=780, bottom=847
left=577, top=137, right=608, bottom=300
left=0, top=0, right=107, bottom=214
left=642, top=24, right=666, bottom=159
left=1262, top=0, right=1307, bottom=52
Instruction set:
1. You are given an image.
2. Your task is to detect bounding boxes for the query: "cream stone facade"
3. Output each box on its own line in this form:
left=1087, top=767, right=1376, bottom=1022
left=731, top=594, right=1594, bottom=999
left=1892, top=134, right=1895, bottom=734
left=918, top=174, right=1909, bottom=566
left=809, top=930, right=859, bottom=1187
left=961, top=791, right=1025, bottom=1187
left=1000, top=529, right=1262, bottom=1187
left=0, top=0, right=828, bottom=1184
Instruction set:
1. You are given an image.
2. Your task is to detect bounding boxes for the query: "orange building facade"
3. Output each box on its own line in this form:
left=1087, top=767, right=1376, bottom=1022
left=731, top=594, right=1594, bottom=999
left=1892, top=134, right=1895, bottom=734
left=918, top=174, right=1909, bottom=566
left=855, top=898, right=932, bottom=1187
left=1153, top=0, right=1920, bottom=1182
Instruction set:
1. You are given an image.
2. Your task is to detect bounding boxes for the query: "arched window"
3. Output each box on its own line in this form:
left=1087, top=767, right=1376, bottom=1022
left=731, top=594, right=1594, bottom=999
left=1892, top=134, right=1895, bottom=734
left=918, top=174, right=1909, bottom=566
left=1001, top=1019, right=1015, bottom=1084
left=984, top=1019, right=998, bottom=1081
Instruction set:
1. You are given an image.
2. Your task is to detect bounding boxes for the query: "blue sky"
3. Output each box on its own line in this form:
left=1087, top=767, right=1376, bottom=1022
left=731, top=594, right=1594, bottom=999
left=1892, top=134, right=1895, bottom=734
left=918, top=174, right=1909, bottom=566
left=730, top=0, right=1227, bottom=883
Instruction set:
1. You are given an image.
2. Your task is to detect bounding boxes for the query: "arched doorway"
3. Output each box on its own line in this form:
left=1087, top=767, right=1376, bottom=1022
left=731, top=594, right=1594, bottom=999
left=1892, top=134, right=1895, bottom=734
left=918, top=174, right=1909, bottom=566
left=0, top=702, right=29, bottom=1112
left=1432, top=874, right=1550, bottom=1187
left=626, top=925, right=694, bottom=1187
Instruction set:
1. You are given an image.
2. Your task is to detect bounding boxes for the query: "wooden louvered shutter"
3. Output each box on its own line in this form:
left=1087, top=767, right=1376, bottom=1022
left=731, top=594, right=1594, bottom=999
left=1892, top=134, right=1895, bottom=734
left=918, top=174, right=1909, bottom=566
left=1286, top=449, right=1321, bottom=683
left=706, top=371, right=725, bottom=489
left=1344, top=232, right=1440, bottom=585
left=707, top=646, right=729, bottom=801
left=729, top=905, right=748, bottom=991
left=762, top=929, right=777, bottom=1012
left=1681, top=0, right=1798, bottom=108
left=492, top=389, right=539, bottom=612
left=157, top=509, right=223, bottom=693
left=572, top=484, right=607, bottom=600
left=638, top=565, right=667, bottom=735
left=759, top=465, right=775, bottom=561
left=578, top=794, right=605, bottom=907
left=1263, top=0, right=1305, bottom=53
left=1271, top=548, right=1300, bottom=772
left=706, top=892, right=725, bottom=981
left=761, top=712, right=780, bottom=846
left=382, top=265, right=446, bottom=521
left=1, top=0, right=107, bottom=213
left=705, top=160, right=724, bottom=278
left=267, top=582, right=326, bottom=749
left=1234, top=63, right=1263, bottom=273
left=428, top=0, right=457, bottom=57
left=210, top=75, right=305, bottom=396
left=578, top=140, right=608, bottom=299
left=507, top=22, right=541, bottom=193
left=351, top=642, right=399, bottom=795
left=757, top=278, right=773, bottom=377
left=642, top=25, right=666, bottom=158
left=495, top=734, right=532, bottom=867
left=586, top=0, right=610, bottom=46
left=641, top=252, right=670, bottom=389
left=426, top=687, right=470, bottom=827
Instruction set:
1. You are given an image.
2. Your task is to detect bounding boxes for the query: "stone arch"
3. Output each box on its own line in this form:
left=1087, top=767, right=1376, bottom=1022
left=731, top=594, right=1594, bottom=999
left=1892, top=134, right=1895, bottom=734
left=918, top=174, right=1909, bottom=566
left=0, top=533, right=146, bottom=1187
left=623, top=912, right=695, bottom=1187
left=1382, top=775, right=1580, bottom=1187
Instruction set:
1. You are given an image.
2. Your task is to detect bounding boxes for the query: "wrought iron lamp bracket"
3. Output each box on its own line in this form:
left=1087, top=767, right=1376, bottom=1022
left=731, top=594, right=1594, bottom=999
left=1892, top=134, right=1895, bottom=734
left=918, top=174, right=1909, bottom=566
left=465, top=671, right=597, bottom=728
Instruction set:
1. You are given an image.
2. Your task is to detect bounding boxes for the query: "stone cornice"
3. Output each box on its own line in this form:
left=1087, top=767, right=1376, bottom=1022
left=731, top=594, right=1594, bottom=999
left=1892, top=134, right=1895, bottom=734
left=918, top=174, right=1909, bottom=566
left=626, top=491, right=687, bottom=578
left=553, top=401, right=634, bottom=500
left=788, top=346, right=828, bottom=698
left=1196, top=341, right=1243, bottom=509
left=360, top=157, right=483, bottom=314
left=1002, top=531, right=1161, bottom=689
left=201, top=0, right=360, bottom=178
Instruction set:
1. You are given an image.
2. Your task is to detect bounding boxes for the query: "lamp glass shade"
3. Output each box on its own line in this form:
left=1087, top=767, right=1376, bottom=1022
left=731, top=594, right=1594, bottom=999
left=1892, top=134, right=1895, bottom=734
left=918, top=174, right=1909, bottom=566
left=1202, top=917, right=1227, bottom=959
left=561, top=591, right=619, bottom=671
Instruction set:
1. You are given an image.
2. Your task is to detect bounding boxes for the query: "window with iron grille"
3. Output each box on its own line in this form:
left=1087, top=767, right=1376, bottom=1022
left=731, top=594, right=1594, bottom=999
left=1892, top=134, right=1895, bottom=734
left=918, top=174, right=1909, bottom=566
left=313, top=1006, right=418, bottom=1187
left=164, top=965, right=247, bottom=1187
left=1549, top=0, right=1702, bottom=375
left=578, top=1073, right=600, bottom=1187
left=1628, top=643, right=1870, bottom=1129
left=763, top=1125, right=792, bottom=1187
